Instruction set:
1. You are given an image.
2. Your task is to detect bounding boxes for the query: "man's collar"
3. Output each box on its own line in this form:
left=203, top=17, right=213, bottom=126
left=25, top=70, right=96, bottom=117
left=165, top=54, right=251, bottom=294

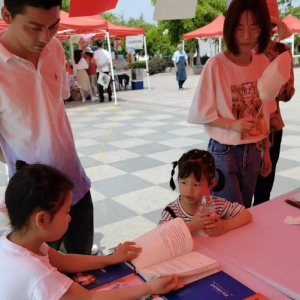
left=0, top=30, right=52, bottom=63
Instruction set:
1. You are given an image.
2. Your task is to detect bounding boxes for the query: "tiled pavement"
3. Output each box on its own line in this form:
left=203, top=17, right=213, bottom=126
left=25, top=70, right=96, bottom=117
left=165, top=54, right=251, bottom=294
left=0, top=71, right=300, bottom=254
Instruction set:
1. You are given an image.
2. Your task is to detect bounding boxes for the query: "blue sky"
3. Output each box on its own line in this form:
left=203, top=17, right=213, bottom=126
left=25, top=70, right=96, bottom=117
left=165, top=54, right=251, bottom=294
left=108, top=0, right=155, bottom=23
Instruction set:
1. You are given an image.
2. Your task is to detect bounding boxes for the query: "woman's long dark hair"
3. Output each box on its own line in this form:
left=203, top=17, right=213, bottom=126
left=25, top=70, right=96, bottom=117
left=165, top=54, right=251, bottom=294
left=74, top=50, right=83, bottom=64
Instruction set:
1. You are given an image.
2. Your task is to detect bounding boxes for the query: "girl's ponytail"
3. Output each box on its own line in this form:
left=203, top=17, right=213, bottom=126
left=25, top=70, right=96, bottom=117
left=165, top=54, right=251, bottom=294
left=170, top=161, right=178, bottom=191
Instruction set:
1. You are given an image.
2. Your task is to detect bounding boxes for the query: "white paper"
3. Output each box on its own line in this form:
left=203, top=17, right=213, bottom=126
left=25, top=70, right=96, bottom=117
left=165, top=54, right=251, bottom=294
left=139, top=251, right=218, bottom=277
left=132, top=218, right=193, bottom=271
left=284, top=216, right=300, bottom=225
left=153, top=0, right=197, bottom=21
left=257, top=51, right=291, bottom=103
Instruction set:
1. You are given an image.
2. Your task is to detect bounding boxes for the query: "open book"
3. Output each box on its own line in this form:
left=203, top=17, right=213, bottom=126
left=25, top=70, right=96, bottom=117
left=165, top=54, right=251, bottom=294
left=131, top=218, right=219, bottom=282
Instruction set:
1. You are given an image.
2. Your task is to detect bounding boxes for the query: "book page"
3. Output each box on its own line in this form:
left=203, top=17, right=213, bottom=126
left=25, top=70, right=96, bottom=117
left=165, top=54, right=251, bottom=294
left=138, top=251, right=218, bottom=277
left=132, top=218, right=193, bottom=271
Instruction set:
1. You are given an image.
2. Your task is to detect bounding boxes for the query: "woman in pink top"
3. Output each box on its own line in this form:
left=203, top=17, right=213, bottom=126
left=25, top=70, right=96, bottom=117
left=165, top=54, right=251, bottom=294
left=84, top=48, right=98, bottom=97
left=188, top=0, right=276, bottom=208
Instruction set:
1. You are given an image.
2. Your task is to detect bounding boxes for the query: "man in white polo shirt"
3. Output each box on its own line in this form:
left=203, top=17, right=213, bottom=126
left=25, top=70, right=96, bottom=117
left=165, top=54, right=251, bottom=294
left=93, top=41, right=112, bottom=102
left=0, top=0, right=94, bottom=255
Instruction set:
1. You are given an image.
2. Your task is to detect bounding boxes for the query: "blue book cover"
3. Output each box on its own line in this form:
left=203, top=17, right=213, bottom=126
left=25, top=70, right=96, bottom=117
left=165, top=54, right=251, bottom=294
left=67, top=262, right=134, bottom=290
left=163, top=271, right=255, bottom=300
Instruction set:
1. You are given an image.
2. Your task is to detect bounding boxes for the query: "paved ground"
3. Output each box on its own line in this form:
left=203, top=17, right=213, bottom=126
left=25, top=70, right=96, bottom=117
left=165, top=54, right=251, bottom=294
left=0, top=70, right=300, bottom=254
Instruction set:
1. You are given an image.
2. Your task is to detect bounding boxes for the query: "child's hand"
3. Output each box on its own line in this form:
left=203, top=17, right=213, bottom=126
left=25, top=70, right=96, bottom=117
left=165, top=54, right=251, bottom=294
left=111, top=242, right=142, bottom=264
left=147, top=275, right=178, bottom=295
left=188, top=212, right=216, bottom=233
left=204, top=218, right=229, bottom=237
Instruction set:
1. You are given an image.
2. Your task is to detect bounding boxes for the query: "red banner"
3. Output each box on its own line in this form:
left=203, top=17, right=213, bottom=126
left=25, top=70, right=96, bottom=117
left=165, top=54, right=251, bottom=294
left=69, top=0, right=118, bottom=17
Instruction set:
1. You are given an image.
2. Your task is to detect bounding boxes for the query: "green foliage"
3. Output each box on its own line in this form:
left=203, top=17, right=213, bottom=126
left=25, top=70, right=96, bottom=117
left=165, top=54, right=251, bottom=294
left=100, top=12, right=175, bottom=58
left=62, top=0, right=70, bottom=12
left=132, top=61, right=147, bottom=69
left=148, top=57, right=167, bottom=75
left=151, top=0, right=226, bottom=53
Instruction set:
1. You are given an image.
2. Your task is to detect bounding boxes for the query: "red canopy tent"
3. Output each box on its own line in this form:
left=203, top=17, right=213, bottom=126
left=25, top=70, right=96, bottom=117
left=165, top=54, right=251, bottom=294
left=57, top=12, right=149, bottom=103
left=0, top=11, right=149, bottom=103
left=282, top=14, right=300, bottom=58
left=182, top=15, right=225, bottom=56
left=283, top=14, right=300, bottom=34
left=183, top=15, right=224, bottom=40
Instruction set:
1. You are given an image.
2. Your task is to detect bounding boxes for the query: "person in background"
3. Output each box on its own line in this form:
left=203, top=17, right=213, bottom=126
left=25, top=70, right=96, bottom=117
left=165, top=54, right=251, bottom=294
left=172, top=44, right=189, bottom=90
left=93, top=40, right=112, bottom=102
left=0, top=0, right=95, bottom=255
left=159, top=150, right=252, bottom=236
left=65, top=54, right=73, bottom=75
left=0, top=161, right=178, bottom=300
left=254, top=0, right=295, bottom=206
left=84, top=47, right=98, bottom=97
left=73, top=50, right=98, bottom=102
left=188, top=0, right=276, bottom=209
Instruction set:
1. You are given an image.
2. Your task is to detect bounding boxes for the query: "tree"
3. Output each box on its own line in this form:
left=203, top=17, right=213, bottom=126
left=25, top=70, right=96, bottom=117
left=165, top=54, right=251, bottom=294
left=62, top=0, right=70, bottom=12
left=151, top=0, right=226, bottom=45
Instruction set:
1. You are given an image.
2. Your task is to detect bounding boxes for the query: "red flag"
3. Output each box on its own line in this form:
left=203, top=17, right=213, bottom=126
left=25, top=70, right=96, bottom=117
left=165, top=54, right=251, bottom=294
left=69, top=0, right=118, bottom=17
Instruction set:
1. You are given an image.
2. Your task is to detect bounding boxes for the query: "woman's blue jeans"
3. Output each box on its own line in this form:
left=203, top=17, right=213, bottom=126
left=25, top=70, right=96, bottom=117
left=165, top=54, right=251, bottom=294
left=208, top=139, right=261, bottom=208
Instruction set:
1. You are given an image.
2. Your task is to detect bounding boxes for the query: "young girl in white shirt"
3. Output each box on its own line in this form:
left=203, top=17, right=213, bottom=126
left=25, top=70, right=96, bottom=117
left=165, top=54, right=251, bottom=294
left=188, top=0, right=276, bottom=208
left=159, top=149, right=252, bottom=236
left=0, top=161, right=177, bottom=300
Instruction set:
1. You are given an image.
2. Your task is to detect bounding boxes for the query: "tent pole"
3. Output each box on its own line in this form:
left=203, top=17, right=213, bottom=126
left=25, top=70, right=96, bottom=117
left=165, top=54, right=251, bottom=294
left=106, top=30, right=118, bottom=105
left=69, top=41, right=74, bottom=62
left=182, top=40, right=185, bottom=51
left=292, top=34, right=295, bottom=59
left=143, top=35, right=151, bottom=91
left=198, top=39, right=201, bottom=65
left=219, top=36, right=222, bottom=53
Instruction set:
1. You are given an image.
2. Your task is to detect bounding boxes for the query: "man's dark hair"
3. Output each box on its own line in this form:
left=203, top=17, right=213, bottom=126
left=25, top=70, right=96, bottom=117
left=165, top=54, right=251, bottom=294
left=4, top=0, right=62, bottom=19
left=94, top=41, right=103, bottom=48
left=223, top=0, right=272, bottom=56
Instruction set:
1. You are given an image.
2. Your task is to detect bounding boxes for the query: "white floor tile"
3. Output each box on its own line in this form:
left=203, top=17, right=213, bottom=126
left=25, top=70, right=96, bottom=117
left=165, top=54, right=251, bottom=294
left=122, top=128, right=159, bottom=137
left=134, top=121, right=167, bottom=128
left=75, top=139, right=100, bottom=149
left=174, top=121, right=199, bottom=127
left=70, top=122, right=87, bottom=129
left=159, top=137, right=204, bottom=148
left=112, top=186, right=177, bottom=215
left=105, top=116, right=137, bottom=122
left=167, top=128, right=204, bottom=136
left=85, top=165, right=126, bottom=182
left=133, top=164, right=172, bottom=185
left=90, top=188, right=107, bottom=202
left=108, top=138, right=151, bottom=149
left=94, top=216, right=156, bottom=254
left=147, top=149, right=186, bottom=163
left=280, top=148, right=300, bottom=162
left=144, top=114, right=173, bottom=120
left=93, top=122, right=126, bottom=129
left=90, top=149, right=140, bottom=164
left=69, top=116, right=98, bottom=123
left=277, top=166, right=300, bottom=181
left=78, top=129, right=109, bottom=138
left=281, top=135, right=300, bottom=147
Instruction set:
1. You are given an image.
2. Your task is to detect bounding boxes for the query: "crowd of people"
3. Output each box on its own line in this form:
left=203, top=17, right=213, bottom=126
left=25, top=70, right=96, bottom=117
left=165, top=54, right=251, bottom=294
left=0, top=0, right=296, bottom=299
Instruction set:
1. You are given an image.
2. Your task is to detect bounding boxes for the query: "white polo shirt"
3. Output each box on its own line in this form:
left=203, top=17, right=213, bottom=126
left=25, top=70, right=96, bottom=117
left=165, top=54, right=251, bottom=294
left=0, top=34, right=90, bottom=205
left=94, top=48, right=110, bottom=72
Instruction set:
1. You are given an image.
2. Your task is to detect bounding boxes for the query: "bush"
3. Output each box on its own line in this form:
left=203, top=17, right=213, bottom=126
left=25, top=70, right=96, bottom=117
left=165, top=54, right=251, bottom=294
left=132, top=61, right=147, bottom=69
left=148, top=57, right=167, bottom=75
